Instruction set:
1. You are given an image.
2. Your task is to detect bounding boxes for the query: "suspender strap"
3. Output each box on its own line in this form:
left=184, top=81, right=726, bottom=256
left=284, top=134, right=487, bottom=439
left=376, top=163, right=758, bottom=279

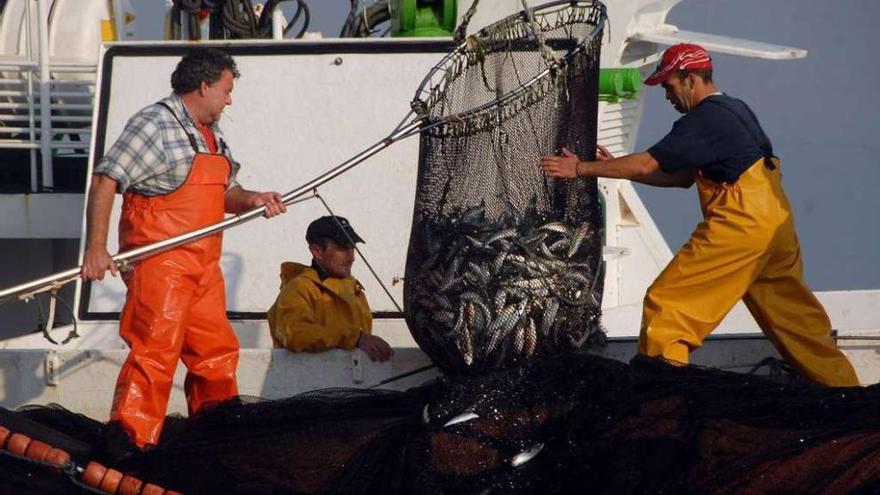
left=156, top=101, right=229, bottom=155
left=156, top=101, right=200, bottom=153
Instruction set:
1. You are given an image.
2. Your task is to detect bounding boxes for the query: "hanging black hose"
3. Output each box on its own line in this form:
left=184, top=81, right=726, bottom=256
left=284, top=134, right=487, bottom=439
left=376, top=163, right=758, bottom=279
left=221, top=0, right=259, bottom=38
left=225, top=0, right=311, bottom=39
left=280, top=0, right=311, bottom=38
left=340, top=0, right=391, bottom=38
left=170, top=0, right=223, bottom=40
left=170, top=0, right=310, bottom=40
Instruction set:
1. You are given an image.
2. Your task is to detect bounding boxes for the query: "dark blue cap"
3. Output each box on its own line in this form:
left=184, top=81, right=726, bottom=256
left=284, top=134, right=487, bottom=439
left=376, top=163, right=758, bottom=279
left=306, top=216, right=365, bottom=246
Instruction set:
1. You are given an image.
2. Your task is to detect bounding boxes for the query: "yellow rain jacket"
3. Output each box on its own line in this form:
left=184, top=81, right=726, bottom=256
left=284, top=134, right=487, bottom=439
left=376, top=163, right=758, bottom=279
left=639, top=158, right=859, bottom=387
left=267, top=262, right=372, bottom=352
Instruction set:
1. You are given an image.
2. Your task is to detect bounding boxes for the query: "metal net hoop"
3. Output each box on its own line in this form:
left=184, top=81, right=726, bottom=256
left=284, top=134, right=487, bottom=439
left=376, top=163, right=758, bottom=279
left=412, top=1, right=606, bottom=137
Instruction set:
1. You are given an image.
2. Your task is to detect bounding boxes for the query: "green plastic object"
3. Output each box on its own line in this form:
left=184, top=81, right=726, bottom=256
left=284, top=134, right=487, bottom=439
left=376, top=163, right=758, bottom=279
left=598, top=68, right=641, bottom=102
left=391, top=0, right=457, bottom=37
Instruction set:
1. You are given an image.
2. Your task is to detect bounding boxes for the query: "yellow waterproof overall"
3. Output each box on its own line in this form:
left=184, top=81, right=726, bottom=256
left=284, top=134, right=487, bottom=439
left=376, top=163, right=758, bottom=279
left=638, top=158, right=859, bottom=387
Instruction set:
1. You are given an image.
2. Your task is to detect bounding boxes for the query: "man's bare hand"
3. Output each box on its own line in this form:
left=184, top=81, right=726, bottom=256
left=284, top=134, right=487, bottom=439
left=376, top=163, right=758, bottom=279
left=251, top=191, right=287, bottom=218
left=357, top=333, right=393, bottom=362
left=81, top=246, right=117, bottom=281
left=539, top=148, right=581, bottom=179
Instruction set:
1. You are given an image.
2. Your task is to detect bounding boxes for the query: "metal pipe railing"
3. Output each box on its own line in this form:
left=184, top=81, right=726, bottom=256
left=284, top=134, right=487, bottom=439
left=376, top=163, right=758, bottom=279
left=37, top=0, right=53, bottom=190
left=112, top=0, right=126, bottom=42
left=0, top=115, right=94, bottom=123
left=0, top=102, right=88, bottom=110
left=24, top=0, right=38, bottom=192
left=0, top=142, right=89, bottom=150
left=0, top=62, right=97, bottom=71
left=0, top=128, right=90, bottom=134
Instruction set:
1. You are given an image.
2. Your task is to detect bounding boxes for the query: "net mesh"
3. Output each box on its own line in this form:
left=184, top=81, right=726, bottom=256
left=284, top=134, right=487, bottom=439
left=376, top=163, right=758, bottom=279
left=2, top=355, right=879, bottom=494
left=404, top=2, right=606, bottom=374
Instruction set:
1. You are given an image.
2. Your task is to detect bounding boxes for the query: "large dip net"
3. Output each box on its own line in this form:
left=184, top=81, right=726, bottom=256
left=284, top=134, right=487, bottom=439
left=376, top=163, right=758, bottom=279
left=404, top=1, right=606, bottom=374
left=2, top=2, right=880, bottom=494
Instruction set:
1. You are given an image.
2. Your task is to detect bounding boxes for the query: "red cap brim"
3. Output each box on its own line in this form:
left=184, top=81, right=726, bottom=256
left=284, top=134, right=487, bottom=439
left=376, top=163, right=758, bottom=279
left=644, top=66, right=673, bottom=86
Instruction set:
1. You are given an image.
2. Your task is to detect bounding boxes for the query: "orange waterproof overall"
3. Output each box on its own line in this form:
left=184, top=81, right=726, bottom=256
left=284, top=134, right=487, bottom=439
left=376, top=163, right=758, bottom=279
left=639, top=158, right=859, bottom=387
left=110, top=129, right=239, bottom=447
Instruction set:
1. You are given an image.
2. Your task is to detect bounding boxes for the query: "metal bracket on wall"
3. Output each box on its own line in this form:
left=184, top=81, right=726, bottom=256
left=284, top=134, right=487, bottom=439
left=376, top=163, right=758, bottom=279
left=351, top=350, right=365, bottom=384
left=44, top=350, right=59, bottom=386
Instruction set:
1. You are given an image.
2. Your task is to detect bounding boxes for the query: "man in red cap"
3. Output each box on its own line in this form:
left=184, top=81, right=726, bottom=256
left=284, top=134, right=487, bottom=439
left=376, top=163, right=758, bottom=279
left=540, top=43, right=859, bottom=387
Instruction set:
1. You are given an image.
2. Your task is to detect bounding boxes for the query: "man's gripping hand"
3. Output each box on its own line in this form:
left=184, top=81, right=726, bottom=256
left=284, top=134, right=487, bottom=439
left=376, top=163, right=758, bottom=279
left=357, top=333, right=394, bottom=363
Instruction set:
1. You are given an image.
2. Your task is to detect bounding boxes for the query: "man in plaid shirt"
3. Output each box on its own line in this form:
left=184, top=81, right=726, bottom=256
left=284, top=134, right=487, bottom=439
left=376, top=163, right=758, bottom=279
left=81, top=48, right=287, bottom=449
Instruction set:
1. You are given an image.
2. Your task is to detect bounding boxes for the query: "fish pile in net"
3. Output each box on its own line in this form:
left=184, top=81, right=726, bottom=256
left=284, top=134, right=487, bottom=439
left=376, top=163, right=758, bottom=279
left=404, top=1, right=606, bottom=373
left=410, top=200, right=603, bottom=370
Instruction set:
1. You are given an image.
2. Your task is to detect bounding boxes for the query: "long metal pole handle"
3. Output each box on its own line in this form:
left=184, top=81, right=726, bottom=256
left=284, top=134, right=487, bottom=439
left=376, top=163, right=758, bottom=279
left=0, top=118, right=424, bottom=305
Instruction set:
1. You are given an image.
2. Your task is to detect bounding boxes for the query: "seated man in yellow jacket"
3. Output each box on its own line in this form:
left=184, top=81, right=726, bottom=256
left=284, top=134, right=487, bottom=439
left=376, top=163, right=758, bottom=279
left=268, top=215, right=393, bottom=362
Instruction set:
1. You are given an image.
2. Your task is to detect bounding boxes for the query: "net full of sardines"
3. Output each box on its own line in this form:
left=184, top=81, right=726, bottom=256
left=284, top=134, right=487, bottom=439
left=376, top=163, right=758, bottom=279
left=404, top=1, right=607, bottom=374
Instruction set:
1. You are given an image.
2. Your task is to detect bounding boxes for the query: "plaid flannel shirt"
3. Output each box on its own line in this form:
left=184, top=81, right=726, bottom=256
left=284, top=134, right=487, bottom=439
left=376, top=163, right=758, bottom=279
left=94, top=93, right=241, bottom=195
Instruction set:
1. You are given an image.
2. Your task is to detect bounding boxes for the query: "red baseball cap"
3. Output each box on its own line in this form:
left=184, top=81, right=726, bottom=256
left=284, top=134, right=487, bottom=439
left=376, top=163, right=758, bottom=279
left=644, top=43, right=713, bottom=86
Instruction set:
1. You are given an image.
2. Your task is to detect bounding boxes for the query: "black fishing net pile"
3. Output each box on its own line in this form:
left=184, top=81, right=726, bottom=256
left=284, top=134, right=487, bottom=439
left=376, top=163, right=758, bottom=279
left=404, top=2, right=606, bottom=374
left=2, top=354, right=880, bottom=494
left=3, top=3, right=880, bottom=494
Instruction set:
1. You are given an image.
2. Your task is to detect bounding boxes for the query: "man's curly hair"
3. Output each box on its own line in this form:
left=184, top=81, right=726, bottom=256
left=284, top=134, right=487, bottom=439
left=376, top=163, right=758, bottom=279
left=171, top=48, right=240, bottom=95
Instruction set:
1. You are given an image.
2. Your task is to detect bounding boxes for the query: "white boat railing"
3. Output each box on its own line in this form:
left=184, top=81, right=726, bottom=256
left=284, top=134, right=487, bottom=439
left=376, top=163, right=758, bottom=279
left=0, top=0, right=97, bottom=192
